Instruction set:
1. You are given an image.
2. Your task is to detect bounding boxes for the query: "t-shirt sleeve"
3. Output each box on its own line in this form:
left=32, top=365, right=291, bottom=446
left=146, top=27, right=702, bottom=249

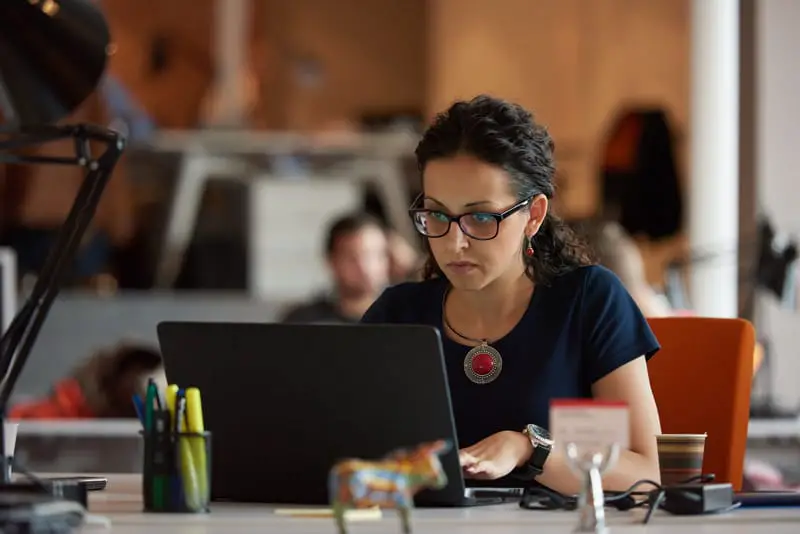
left=581, top=266, right=661, bottom=384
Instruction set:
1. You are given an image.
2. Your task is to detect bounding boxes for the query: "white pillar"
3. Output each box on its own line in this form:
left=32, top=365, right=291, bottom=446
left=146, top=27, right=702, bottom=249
left=689, top=0, right=740, bottom=318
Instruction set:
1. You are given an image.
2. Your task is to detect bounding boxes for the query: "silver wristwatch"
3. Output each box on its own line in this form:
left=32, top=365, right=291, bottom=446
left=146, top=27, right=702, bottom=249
left=520, top=424, right=554, bottom=476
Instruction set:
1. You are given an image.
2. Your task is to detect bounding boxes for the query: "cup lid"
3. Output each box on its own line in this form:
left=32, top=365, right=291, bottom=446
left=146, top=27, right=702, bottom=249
left=657, top=433, right=707, bottom=440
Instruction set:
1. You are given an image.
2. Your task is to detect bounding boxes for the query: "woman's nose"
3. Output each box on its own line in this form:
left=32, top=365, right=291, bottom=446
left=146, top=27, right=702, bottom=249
left=444, top=223, right=470, bottom=252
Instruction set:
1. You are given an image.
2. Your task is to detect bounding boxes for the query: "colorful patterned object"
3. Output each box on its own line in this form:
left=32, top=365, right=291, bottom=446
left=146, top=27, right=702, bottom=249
left=329, top=440, right=451, bottom=534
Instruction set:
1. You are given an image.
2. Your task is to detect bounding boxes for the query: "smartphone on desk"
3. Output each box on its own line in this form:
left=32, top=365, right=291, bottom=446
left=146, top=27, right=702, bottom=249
left=44, top=476, right=107, bottom=492
left=736, top=491, right=800, bottom=508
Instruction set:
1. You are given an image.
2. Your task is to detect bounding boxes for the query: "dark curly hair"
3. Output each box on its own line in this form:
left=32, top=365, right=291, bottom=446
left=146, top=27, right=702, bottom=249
left=415, top=95, right=592, bottom=285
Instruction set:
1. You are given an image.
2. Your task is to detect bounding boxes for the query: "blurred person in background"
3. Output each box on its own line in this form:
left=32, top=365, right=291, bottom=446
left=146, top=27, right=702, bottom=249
left=578, top=218, right=767, bottom=368
left=280, top=212, right=391, bottom=323
left=387, top=228, right=423, bottom=283
left=577, top=219, right=673, bottom=317
left=9, top=342, right=165, bottom=419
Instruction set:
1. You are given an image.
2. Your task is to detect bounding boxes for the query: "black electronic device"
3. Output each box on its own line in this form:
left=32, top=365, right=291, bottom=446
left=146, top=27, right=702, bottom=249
left=158, top=321, right=513, bottom=507
left=736, top=490, right=800, bottom=508
left=44, top=476, right=107, bottom=493
left=660, top=483, right=736, bottom=515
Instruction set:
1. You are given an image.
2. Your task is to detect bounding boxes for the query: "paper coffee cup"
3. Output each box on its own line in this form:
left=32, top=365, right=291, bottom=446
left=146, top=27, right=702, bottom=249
left=657, top=433, right=707, bottom=486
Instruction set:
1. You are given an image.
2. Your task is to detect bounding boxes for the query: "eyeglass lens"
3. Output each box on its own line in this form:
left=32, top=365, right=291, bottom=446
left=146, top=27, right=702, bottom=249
left=411, top=211, right=498, bottom=239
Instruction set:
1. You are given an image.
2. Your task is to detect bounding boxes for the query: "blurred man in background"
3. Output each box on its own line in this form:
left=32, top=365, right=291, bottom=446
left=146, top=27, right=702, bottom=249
left=280, top=212, right=391, bottom=323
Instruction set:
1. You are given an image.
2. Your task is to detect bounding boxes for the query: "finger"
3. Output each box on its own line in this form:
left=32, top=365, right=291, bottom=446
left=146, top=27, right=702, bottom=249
left=472, top=461, right=504, bottom=479
left=462, top=465, right=484, bottom=479
left=465, top=460, right=489, bottom=474
left=459, top=450, right=479, bottom=466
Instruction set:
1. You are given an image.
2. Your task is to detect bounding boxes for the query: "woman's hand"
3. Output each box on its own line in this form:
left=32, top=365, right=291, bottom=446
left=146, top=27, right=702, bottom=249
left=458, top=431, right=533, bottom=480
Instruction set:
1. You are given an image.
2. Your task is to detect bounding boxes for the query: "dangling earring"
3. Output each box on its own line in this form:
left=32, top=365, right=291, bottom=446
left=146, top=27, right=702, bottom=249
left=525, top=236, right=535, bottom=257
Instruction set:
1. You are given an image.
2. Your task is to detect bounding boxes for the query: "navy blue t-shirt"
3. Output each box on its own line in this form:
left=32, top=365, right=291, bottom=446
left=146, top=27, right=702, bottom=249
left=361, top=265, right=660, bottom=448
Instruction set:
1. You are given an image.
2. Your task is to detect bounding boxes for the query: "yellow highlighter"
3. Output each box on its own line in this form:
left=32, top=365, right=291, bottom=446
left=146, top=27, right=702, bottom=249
left=184, top=387, right=208, bottom=504
left=165, top=384, right=179, bottom=425
left=175, top=393, right=201, bottom=511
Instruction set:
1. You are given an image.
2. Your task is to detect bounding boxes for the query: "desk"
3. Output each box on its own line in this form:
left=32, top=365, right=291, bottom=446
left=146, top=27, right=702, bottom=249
left=82, top=474, right=800, bottom=533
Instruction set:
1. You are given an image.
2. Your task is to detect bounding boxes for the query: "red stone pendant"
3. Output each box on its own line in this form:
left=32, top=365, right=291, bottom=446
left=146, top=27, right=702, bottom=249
left=463, top=343, right=503, bottom=384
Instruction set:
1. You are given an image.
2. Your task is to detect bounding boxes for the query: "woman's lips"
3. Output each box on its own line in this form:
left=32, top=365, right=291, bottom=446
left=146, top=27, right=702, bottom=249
left=446, top=261, right=479, bottom=274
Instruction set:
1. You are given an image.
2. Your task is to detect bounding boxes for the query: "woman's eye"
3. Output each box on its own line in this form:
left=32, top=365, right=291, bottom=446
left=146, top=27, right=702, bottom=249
left=430, top=211, right=450, bottom=222
left=470, top=213, right=495, bottom=224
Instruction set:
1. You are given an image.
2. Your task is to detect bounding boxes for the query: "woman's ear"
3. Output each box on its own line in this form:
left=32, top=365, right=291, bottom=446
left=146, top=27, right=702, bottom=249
left=526, top=194, right=549, bottom=236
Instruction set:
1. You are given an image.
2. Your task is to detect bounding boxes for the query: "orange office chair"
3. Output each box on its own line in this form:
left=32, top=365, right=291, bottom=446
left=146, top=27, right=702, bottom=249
left=647, top=317, right=756, bottom=490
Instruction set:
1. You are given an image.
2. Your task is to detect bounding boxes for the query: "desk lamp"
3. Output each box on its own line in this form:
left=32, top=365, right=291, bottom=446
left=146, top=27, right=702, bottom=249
left=0, top=0, right=125, bottom=487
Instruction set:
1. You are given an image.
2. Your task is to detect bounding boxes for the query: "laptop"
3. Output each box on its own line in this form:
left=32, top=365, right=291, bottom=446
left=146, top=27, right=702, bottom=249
left=157, top=321, right=517, bottom=507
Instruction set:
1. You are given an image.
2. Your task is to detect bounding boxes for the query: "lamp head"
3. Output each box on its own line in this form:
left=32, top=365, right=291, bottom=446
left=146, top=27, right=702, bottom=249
left=0, top=0, right=112, bottom=127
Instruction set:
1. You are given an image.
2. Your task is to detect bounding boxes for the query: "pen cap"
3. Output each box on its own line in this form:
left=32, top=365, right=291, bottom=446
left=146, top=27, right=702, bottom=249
left=166, top=384, right=179, bottom=415
left=185, top=388, right=205, bottom=432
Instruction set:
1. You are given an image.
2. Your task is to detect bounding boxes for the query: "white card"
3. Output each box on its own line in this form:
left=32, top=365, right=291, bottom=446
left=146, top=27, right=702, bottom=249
left=3, top=423, right=17, bottom=457
left=550, top=400, right=630, bottom=451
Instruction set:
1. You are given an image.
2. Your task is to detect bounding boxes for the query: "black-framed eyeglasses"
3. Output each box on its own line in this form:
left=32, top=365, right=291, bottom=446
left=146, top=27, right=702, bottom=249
left=408, top=196, right=533, bottom=241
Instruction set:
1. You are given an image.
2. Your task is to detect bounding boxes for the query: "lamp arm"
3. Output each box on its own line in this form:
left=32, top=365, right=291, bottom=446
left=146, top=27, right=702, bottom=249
left=0, top=123, right=124, bottom=483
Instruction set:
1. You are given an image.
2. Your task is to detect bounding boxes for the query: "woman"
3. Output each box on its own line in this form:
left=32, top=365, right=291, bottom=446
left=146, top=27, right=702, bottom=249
left=361, top=96, right=662, bottom=494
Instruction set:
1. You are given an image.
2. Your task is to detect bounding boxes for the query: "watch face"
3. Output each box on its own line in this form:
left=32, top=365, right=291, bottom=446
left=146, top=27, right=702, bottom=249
left=527, top=424, right=553, bottom=445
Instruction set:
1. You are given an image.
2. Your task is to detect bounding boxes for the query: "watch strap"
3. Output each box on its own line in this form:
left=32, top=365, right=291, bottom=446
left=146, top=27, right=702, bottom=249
left=527, top=441, right=551, bottom=475
left=512, top=426, right=552, bottom=480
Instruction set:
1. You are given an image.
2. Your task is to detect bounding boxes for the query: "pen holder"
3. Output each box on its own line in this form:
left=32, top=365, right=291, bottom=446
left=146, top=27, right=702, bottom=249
left=142, top=430, right=212, bottom=513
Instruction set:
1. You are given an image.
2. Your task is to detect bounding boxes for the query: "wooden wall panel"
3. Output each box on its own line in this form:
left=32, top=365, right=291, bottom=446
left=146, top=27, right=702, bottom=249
left=581, top=0, right=690, bottom=194
left=427, top=0, right=584, bottom=144
left=101, top=0, right=426, bottom=130
left=427, top=0, right=689, bottom=224
left=101, top=0, right=216, bottom=128
left=580, top=0, right=690, bottom=282
left=273, top=0, right=427, bottom=130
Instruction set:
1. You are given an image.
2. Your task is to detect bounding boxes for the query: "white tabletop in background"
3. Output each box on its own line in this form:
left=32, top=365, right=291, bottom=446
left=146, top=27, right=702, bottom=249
left=14, top=416, right=800, bottom=440
left=77, top=474, right=800, bottom=534
left=748, top=417, right=800, bottom=440
left=16, top=419, right=140, bottom=438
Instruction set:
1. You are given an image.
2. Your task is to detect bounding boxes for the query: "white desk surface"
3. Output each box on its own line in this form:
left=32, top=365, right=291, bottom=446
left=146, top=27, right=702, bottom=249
left=79, top=474, right=800, bottom=534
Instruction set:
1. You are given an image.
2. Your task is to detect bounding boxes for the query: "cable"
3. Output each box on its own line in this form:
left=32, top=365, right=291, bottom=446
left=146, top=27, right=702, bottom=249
left=519, top=473, right=718, bottom=524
